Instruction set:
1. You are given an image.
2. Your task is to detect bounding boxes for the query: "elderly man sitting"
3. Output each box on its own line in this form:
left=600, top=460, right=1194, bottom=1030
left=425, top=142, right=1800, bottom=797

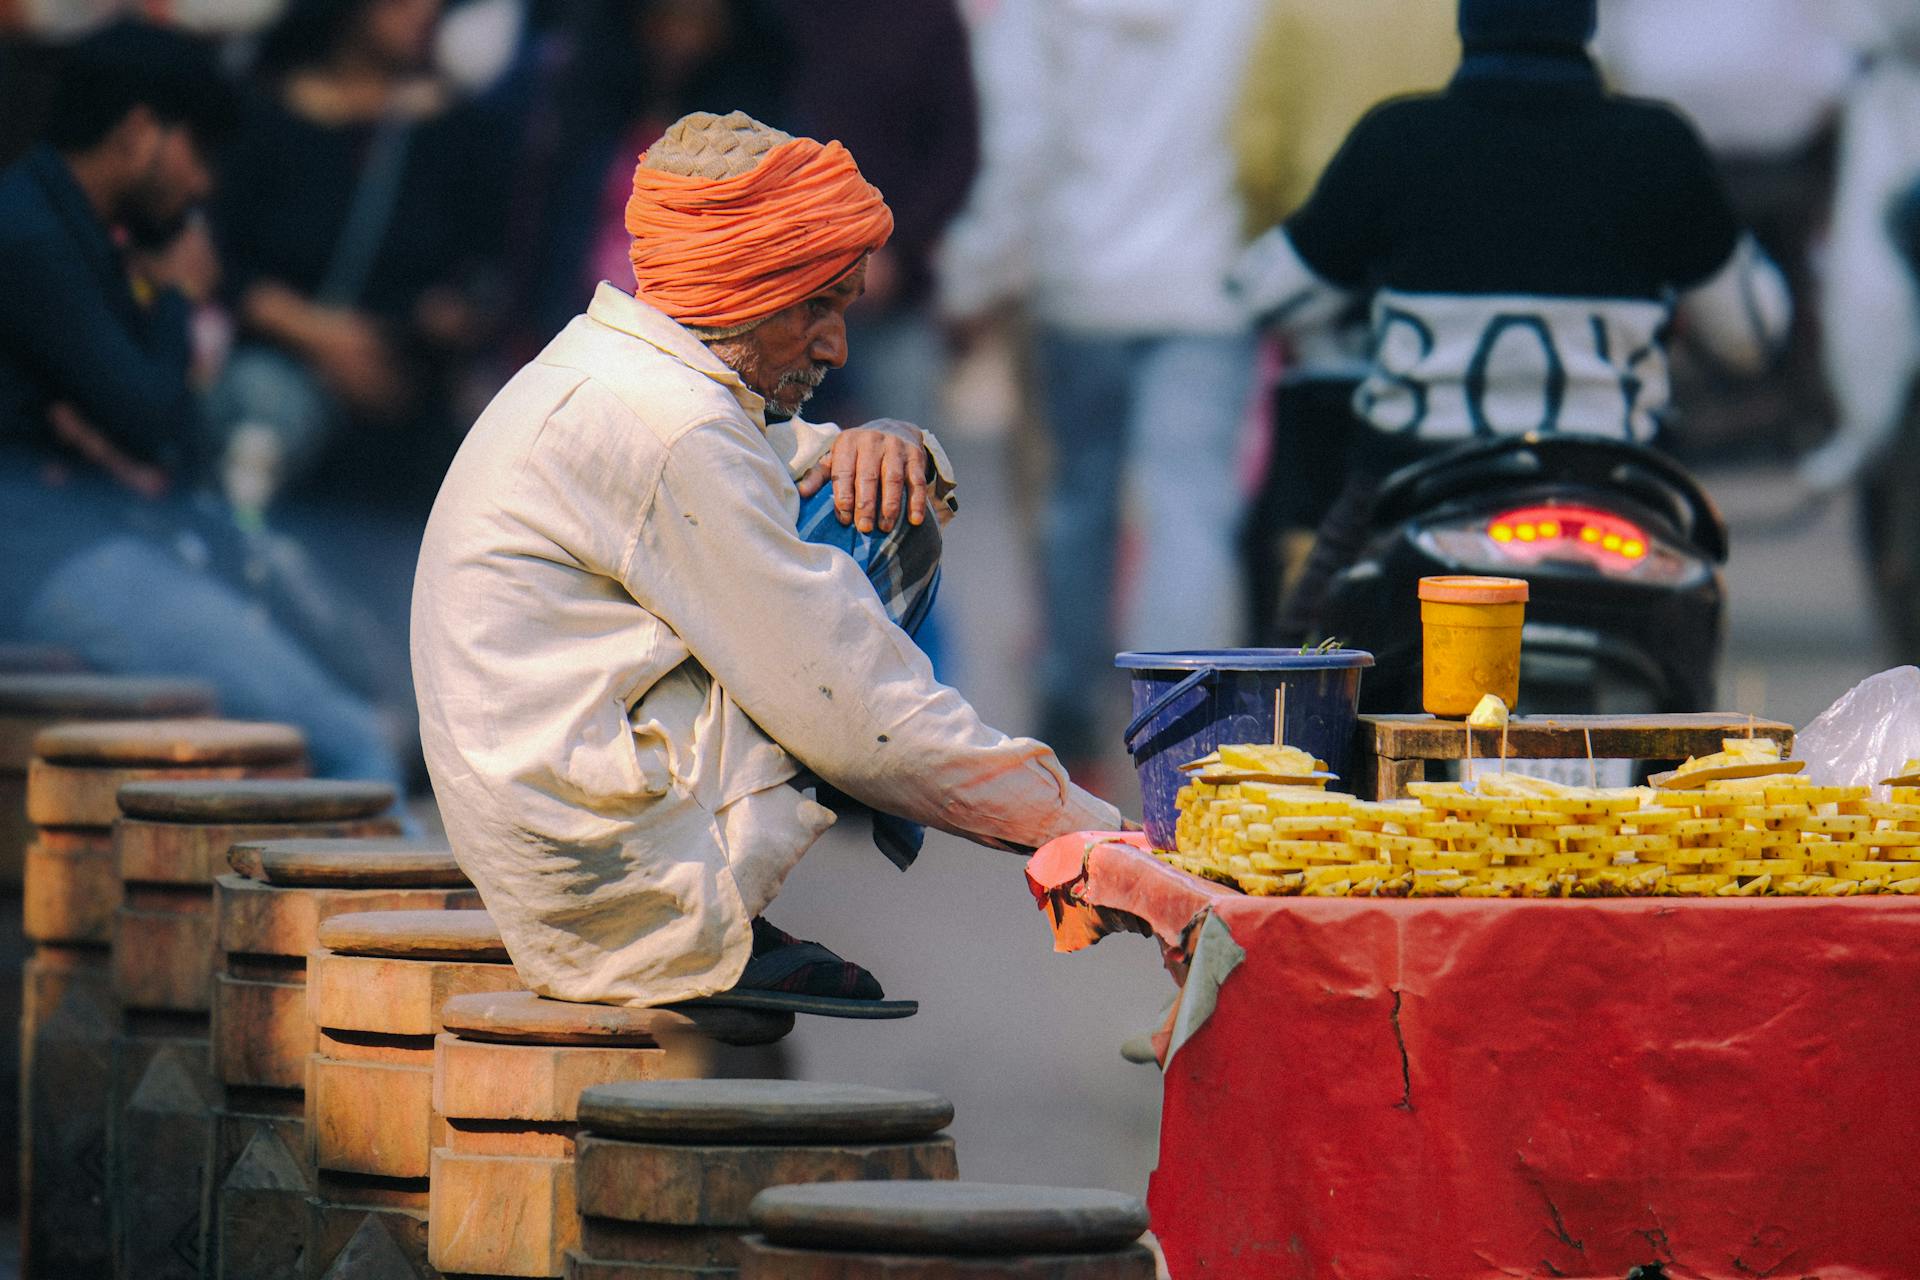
left=413, top=112, right=1120, bottom=1015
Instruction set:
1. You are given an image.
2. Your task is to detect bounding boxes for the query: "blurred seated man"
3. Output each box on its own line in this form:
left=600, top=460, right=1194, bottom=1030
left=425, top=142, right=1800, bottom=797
left=412, top=112, right=1119, bottom=1013
left=0, top=21, right=407, bottom=796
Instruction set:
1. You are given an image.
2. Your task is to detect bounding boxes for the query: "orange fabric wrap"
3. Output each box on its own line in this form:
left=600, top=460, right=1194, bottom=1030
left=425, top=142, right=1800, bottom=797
left=624, top=137, right=894, bottom=330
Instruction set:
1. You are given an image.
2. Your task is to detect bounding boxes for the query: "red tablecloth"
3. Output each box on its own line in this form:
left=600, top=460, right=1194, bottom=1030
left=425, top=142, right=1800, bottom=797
left=1027, top=834, right=1920, bottom=1280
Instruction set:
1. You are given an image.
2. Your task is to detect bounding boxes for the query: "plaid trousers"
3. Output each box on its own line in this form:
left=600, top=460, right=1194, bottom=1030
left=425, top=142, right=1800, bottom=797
left=793, top=484, right=943, bottom=868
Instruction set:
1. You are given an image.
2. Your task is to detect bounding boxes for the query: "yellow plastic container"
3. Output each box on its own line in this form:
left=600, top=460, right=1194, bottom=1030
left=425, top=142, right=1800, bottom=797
left=1418, top=576, right=1528, bottom=717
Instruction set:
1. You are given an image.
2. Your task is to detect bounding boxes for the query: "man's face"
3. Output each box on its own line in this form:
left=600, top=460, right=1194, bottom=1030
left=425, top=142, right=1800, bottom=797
left=710, top=258, right=867, bottom=416
left=122, top=119, right=213, bottom=250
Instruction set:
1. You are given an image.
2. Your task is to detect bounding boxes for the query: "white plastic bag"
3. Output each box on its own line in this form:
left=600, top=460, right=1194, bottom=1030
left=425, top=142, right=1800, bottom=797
left=1794, top=666, right=1920, bottom=791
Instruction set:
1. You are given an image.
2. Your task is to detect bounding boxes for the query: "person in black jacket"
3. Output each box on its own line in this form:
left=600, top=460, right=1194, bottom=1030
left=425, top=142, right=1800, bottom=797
left=0, top=21, right=407, bottom=797
left=1232, top=0, right=1791, bottom=640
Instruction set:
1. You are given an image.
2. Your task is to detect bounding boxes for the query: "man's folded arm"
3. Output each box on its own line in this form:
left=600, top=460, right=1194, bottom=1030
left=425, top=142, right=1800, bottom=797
left=620, top=416, right=1120, bottom=846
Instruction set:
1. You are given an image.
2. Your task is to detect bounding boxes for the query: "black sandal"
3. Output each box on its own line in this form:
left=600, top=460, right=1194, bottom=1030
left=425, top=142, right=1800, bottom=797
left=677, top=918, right=917, bottom=1020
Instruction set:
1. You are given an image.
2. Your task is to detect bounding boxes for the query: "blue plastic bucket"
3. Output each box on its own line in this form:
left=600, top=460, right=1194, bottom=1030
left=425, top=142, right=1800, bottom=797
left=1117, top=649, right=1375, bottom=851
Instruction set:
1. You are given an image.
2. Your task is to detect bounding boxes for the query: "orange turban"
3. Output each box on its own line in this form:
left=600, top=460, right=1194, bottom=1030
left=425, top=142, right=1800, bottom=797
left=625, top=135, right=894, bottom=332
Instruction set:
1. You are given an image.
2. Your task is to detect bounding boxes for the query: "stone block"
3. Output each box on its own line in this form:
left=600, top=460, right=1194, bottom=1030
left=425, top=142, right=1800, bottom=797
left=747, top=1184, right=1150, bottom=1256
left=579, top=1217, right=743, bottom=1269
left=229, top=837, right=465, bottom=887
left=32, top=718, right=304, bottom=768
left=0, top=675, right=217, bottom=747
left=428, top=1146, right=575, bottom=1278
left=315, top=908, right=506, bottom=960
left=1, top=769, right=28, bottom=884
left=119, top=816, right=402, bottom=889
left=19, top=946, right=115, bottom=1279
left=0, top=723, right=41, bottom=772
left=214, top=970, right=312, bottom=1091
left=433, top=1033, right=689, bottom=1124
left=111, top=1040, right=219, bottom=1280
left=113, top=882, right=217, bottom=1013
left=307, top=949, right=522, bottom=1037
left=442, top=989, right=791, bottom=1048
left=304, top=1179, right=433, bottom=1280
left=115, top=818, right=405, bottom=1017
left=212, top=1122, right=312, bottom=1280
left=212, top=875, right=481, bottom=1091
left=734, top=1241, right=1159, bottom=1280
left=305, top=1051, right=436, bottom=1179
left=217, top=875, right=482, bottom=962
left=116, top=778, right=395, bottom=826
left=23, top=827, right=118, bottom=945
left=311, top=1212, right=435, bottom=1280
left=575, top=1081, right=951, bottom=1147
left=575, top=1136, right=958, bottom=1229
left=564, top=1254, right=728, bottom=1280
left=28, top=761, right=301, bottom=828
left=200, top=1089, right=305, bottom=1275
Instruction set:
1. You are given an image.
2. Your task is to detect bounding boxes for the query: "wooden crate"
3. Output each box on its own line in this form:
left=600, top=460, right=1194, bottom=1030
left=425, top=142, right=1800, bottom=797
left=1354, top=713, right=1796, bottom=800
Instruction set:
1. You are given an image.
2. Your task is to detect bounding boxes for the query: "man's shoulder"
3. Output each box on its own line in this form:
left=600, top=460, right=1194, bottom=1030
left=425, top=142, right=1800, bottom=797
left=1351, top=91, right=1453, bottom=139
left=537, top=314, right=750, bottom=446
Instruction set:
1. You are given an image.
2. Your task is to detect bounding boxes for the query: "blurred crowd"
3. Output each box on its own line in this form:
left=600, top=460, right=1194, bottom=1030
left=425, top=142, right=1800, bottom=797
left=4, top=0, right=1920, bottom=795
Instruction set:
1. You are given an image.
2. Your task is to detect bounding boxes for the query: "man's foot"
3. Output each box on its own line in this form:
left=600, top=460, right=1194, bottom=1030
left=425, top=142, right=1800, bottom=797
left=739, top=917, right=884, bottom=1001
left=672, top=919, right=918, bottom=1020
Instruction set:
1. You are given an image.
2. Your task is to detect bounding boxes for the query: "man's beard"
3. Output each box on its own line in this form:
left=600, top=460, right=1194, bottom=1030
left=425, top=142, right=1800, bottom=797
left=774, top=363, right=829, bottom=410
left=705, top=332, right=830, bottom=415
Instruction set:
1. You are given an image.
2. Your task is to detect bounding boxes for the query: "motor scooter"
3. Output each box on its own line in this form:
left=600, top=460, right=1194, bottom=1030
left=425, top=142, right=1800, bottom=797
left=1319, top=435, right=1728, bottom=756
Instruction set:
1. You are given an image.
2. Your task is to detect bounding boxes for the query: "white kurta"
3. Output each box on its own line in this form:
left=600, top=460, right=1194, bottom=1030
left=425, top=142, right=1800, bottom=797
left=412, top=284, right=1121, bottom=1005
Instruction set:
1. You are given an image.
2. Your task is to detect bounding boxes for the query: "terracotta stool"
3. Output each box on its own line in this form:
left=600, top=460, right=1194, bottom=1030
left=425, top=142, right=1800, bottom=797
left=111, top=774, right=393, bottom=1280
left=209, top=837, right=481, bottom=1280
left=739, top=1183, right=1156, bottom=1280
left=429, top=991, right=793, bottom=1278
left=566, top=1080, right=960, bottom=1280
left=304, top=908, right=524, bottom=1278
left=17, top=713, right=296, bottom=1280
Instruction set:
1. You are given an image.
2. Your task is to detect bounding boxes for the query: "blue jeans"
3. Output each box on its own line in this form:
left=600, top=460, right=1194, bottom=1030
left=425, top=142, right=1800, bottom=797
left=23, top=535, right=408, bottom=801
left=1034, top=329, right=1256, bottom=758
left=794, top=482, right=942, bottom=868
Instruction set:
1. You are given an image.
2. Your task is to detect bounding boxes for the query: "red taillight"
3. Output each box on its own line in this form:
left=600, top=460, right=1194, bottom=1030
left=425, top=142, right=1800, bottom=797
left=1487, top=506, right=1649, bottom=562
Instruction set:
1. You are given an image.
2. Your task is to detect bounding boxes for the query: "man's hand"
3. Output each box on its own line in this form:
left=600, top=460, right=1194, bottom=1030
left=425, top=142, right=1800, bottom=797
left=795, top=422, right=930, bottom=533
left=129, top=213, right=221, bottom=305
left=49, top=401, right=170, bottom=499
left=245, top=283, right=411, bottom=418
left=302, top=308, right=410, bottom=417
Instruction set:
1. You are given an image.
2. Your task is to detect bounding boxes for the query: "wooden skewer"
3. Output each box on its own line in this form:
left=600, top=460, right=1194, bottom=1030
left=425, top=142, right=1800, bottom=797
left=1747, top=713, right=1756, bottom=741
left=1464, top=722, right=1475, bottom=785
left=1500, top=720, right=1509, bottom=775
left=1584, top=727, right=1597, bottom=789
left=1273, top=688, right=1285, bottom=748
